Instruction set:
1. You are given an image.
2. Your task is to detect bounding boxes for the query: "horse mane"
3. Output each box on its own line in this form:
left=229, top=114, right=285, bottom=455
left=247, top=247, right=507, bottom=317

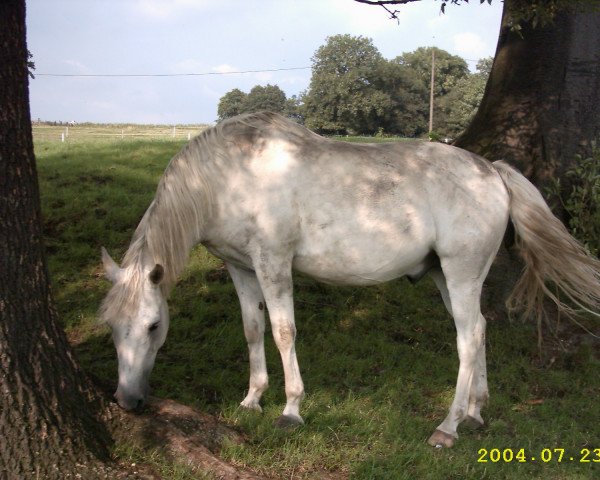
left=100, top=112, right=304, bottom=324
left=100, top=127, right=219, bottom=323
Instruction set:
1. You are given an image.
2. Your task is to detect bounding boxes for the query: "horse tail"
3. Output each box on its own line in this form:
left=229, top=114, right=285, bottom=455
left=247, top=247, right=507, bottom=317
left=492, top=160, right=600, bottom=324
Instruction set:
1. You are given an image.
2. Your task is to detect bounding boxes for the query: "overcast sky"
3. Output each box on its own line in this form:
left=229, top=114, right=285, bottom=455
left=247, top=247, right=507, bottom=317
left=27, top=0, right=503, bottom=124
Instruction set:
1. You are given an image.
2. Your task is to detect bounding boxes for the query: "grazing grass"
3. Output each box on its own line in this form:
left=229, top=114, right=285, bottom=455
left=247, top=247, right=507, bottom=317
left=36, top=134, right=600, bottom=479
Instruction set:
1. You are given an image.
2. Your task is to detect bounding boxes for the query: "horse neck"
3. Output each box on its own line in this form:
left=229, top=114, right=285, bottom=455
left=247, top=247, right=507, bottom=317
left=124, top=149, right=212, bottom=296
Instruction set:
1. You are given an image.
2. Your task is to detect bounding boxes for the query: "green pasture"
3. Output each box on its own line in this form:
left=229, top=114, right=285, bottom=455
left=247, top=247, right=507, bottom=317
left=32, top=122, right=208, bottom=143
left=35, top=134, right=600, bottom=479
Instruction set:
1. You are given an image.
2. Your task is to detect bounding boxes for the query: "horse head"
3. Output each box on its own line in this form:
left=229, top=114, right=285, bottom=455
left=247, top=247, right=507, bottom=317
left=100, top=247, right=169, bottom=411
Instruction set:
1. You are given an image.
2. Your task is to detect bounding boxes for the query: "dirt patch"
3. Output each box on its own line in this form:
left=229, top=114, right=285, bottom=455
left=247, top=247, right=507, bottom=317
left=111, top=397, right=267, bottom=479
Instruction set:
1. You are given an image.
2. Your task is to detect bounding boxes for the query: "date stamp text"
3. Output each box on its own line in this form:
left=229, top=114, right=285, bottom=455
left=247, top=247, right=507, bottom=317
left=477, top=447, right=600, bottom=463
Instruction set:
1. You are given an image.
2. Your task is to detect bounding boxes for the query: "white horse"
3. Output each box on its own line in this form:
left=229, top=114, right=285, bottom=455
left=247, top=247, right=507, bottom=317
left=100, top=112, right=600, bottom=447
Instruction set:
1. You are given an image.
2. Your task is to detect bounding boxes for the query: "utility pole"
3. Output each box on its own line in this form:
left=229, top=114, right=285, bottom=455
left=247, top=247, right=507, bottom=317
left=429, top=48, right=435, bottom=135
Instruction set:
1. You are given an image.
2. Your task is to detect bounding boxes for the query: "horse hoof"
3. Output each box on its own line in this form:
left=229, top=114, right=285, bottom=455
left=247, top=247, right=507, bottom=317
left=463, top=414, right=484, bottom=430
left=274, top=414, right=304, bottom=429
left=240, top=399, right=262, bottom=413
left=427, top=429, right=456, bottom=448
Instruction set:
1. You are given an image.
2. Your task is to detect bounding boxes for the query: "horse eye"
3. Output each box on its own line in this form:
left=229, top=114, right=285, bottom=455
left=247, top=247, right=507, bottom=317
left=148, top=322, right=159, bottom=333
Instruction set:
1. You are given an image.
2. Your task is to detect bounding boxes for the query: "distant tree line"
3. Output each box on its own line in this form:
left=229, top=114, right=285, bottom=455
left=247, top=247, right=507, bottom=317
left=217, top=34, right=492, bottom=138
left=217, top=84, right=302, bottom=124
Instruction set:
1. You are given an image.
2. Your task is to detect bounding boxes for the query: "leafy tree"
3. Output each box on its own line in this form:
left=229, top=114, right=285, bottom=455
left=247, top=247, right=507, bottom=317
left=303, top=34, right=393, bottom=134
left=285, top=94, right=304, bottom=123
left=217, top=88, right=247, bottom=121
left=474, top=56, right=493, bottom=77
left=303, top=37, right=471, bottom=136
left=392, top=47, right=469, bottom=135
left=441, top=57, right=492, bottom=138
left=217, top=84, right=292, bottom=121
left=244, top=84, right=287, bottom=114
left=393, top=47, right=469, bottom=98
left=377, top=60, right=427, bottom=136
left=454, top=0, right=600, bottom=319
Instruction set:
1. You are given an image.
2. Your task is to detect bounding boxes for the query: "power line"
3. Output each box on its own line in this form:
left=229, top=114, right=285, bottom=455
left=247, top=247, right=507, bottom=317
left=35, top=66, right=311, bottom=78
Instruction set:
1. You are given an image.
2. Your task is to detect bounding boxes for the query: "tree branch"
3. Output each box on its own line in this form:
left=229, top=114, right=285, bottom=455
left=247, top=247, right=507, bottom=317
left=353, top=0, right=424, bottom=22
left=353, top=0, right=474, bottom=20
left=353, top=0, right=422, bottom=4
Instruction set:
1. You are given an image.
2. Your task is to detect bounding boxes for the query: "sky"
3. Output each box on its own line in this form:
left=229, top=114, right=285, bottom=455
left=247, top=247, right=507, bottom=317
left=26, top=0, right=504, bottom=125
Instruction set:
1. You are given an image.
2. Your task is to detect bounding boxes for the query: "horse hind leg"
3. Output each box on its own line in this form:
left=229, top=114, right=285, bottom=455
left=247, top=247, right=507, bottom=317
left=227, top=263, right=269, bottom=412
left=465, top=313, right=488, bottom=429
left=430, top=268, right=488, bottom=430
left=427, top=263, right=488, bottom=448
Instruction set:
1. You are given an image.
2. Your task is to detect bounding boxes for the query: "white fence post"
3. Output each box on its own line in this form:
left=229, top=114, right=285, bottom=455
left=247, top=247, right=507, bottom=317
left=61, top=132, right=65, bottom=142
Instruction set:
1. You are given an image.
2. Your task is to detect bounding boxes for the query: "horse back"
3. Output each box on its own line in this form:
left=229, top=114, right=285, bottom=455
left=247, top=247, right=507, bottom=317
left=201, top=114, right=509, bottom=282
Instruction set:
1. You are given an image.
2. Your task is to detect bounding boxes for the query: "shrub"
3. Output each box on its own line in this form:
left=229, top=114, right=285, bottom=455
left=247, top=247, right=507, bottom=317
left=548, top=149, right=600, bottom=256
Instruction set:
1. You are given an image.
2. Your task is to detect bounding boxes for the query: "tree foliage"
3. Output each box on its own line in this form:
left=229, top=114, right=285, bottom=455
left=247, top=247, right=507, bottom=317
left=216, top=35, right=490, bottom=136
left=300, top=36, right=478, bottom=136
left=217, top=84, right=290, bottom=121
left=217, top=88, right=247, bottom=121
left=389, top=46, right=470, bottom=136
left=440, top=57, right=492, bottom=138
left=303, top=34, right=392, bottom=134
left=393, top=47, right=469, bottom=98
left=245, top=84, right=287, bottom=114
left=548, top=150, right=600, bottom=256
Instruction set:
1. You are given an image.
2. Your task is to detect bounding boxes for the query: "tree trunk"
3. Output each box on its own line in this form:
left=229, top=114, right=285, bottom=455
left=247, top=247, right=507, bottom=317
left=454, top=0, right=600, bottom=189
left=0, top=2, right=113, bottom=477
left=0, top=4, right=259, bottom=479
left=452, top=1, right=600, bottom=320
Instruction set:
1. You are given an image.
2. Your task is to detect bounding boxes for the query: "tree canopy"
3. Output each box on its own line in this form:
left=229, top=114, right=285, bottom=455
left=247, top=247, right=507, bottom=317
left=302, top=34, right=392, bottom=134
left=439, top=57, right=492, bottom=137
left=217, top=36, right=490, bottom=137
left=217, top=84, right=289, bottom=121
left=300, top=36, right=484, bottom=136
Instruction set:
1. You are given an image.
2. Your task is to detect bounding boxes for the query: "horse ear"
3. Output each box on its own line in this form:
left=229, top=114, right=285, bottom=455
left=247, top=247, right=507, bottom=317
left=149, top=264, right=164, bottom=285
left=101, top=247, right=122, bottom=283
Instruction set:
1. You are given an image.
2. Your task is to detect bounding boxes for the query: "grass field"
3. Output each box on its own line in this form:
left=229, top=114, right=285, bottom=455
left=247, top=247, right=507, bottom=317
left=33, top=122, right=209, bottom=143
left=35, top=130, right=600, bottom=479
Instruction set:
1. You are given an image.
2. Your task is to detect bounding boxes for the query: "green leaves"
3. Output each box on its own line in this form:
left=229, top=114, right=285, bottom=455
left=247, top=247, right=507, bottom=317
left=439, top=57, right=492, bottom=138
left=303, top=35, right=391, bottom=134
left=217, top=88, right=247, bottom=121
left=216, top=36, right=489, bottom=138
left=303, top=39, right=473, bottom=137
left=548, top=151, right=600, bottom=256
left=217, top=84, right=290, bottom=122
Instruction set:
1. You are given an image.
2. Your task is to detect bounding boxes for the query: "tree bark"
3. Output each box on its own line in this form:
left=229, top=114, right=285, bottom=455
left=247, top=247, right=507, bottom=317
left=452, top=1, right=600, bottom=324
left=454, top=0, right=600, bottom=190
left=0, top=2, right=113, bottom=477
left=0, top=4, right=264, bottom=479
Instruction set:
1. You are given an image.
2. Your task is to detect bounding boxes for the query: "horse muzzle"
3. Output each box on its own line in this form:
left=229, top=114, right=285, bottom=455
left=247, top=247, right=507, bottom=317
left=114, top=385, right=148, bottom=412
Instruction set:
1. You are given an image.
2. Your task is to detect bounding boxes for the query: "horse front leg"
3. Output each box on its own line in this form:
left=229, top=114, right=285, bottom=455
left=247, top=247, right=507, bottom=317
left=253, top=254, right=305, bottom=427
left=227, top=262, right=269, bottom=412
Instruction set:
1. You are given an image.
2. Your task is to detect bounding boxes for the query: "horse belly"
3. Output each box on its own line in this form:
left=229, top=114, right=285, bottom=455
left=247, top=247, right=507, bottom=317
left=292, top=216, right=435, bottom=286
